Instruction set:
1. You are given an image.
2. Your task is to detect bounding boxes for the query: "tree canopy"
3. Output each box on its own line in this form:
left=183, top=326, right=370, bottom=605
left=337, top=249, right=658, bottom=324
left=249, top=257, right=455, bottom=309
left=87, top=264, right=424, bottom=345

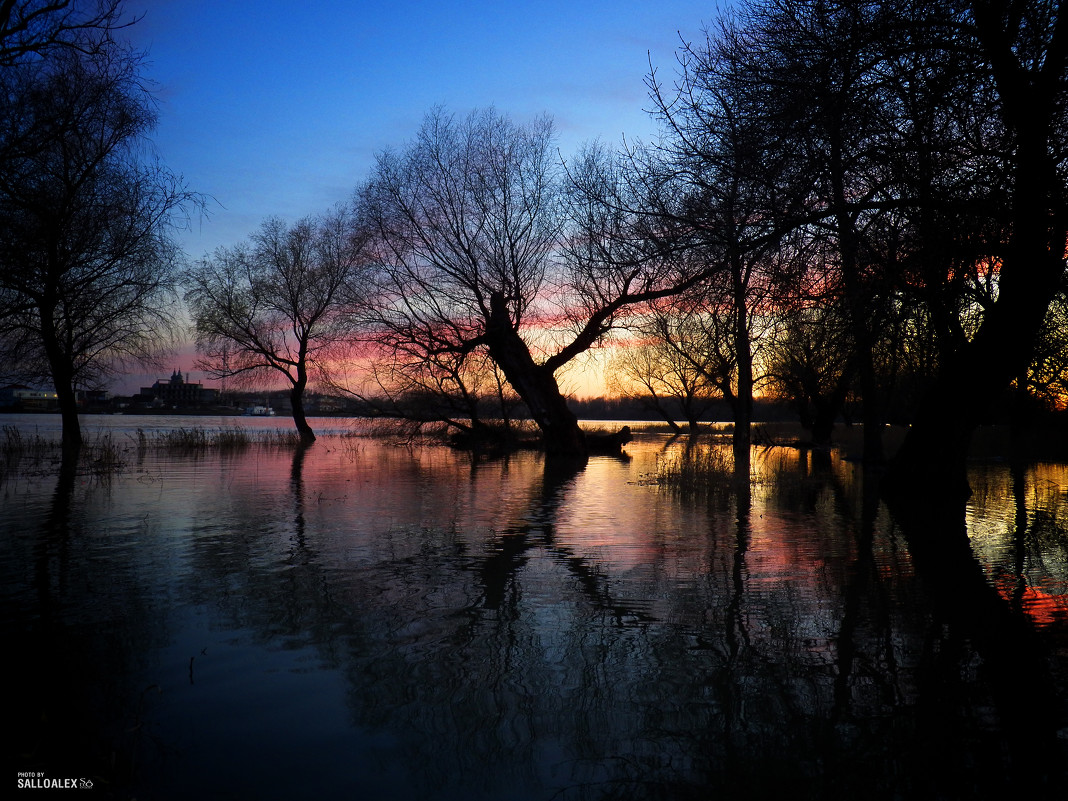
left=0, top=16, right=197, bottom=451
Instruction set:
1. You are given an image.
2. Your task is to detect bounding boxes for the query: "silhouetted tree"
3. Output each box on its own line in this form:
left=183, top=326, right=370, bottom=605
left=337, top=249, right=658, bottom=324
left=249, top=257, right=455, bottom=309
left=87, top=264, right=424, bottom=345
left=184, top=209, right=366, bottom=442
left=358, top=109, right=702, bottom=456
left=739, top=0, right=916, bottom=463
left=0, top=42, right=196, bottom=454
left=641, top=8, right=788, bottom=456
left=765, top=300, right=854, bottom=445
left=352, top=340, right=523, bottom=437
left=899, top=0, right=1065, bottom=497
left=0, top=0, right=129, bottom=67
left=607, top=303, right=720, bottom=434
left=648, top=0, right=1066, bottom=492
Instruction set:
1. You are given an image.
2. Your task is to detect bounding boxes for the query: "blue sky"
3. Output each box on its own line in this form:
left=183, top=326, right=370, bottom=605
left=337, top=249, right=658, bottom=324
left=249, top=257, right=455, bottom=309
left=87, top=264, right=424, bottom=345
left=124, top=1, right=727, bottom=259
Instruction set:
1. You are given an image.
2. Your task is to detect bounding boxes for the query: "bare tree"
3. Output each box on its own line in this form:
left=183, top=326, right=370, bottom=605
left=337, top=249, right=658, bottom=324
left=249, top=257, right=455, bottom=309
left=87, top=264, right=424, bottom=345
left=607, top=305, right=719, bottom=434
left=885, top=0, right=1068, bottom=499
left=184, top=209, right=366, bottom=442
left=764, top=299, right=854, bottom=445
left=640, top=11, right=787, bottom=457
left=649, top=0, right=1066, bottom=498
left=357, top=109, right=700, bottom=457
left=732, top=0, right=913, bottom=463
left=0, top=42, right=196, bottom=453
left=0, top=0, right=131, bottom=67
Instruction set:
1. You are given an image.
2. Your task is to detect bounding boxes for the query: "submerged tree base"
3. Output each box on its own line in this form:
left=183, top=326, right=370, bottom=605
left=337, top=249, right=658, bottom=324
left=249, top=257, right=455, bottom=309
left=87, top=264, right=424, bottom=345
left=586, top=425, right=633, bottom=454
left=447, top=423, right=634, bottom=458
left=447, top=425, right=539, bottom=455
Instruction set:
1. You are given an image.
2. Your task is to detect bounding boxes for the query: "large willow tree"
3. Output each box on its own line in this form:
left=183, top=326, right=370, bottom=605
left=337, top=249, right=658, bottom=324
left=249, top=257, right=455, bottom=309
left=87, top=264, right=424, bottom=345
left=358, top=108, right=703, bottom=456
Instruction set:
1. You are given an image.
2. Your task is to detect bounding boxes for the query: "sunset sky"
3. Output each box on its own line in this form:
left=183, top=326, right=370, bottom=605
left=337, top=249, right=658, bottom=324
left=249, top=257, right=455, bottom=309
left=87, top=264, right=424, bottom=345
left=114, top=1, right=724, bottom=394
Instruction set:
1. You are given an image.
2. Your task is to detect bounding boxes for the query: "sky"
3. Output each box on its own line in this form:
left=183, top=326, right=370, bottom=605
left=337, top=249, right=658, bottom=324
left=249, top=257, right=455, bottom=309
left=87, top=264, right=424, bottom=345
left=115, top=0, right=729, bottom=394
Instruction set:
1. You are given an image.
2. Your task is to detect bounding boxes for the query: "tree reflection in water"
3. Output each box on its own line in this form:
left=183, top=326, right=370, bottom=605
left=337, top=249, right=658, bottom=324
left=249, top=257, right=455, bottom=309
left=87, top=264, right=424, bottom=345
left=3, top=432, right=1067, bottom=799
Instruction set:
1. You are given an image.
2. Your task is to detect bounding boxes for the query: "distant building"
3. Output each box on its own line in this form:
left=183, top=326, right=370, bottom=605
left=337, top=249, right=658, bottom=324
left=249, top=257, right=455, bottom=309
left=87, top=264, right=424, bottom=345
left=140, top=369, right=220, bottom=407
left=77, top=389, right=110, bottom=407
left=0, top=384, right=59, bottom=410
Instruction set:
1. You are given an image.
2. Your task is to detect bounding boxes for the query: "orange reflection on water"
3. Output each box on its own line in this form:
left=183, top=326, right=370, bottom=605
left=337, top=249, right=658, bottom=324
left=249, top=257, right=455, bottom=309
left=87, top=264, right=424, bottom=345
left=993, top=576, right=1068, bottom=629
left=969, top=461, right=1068, bottom=630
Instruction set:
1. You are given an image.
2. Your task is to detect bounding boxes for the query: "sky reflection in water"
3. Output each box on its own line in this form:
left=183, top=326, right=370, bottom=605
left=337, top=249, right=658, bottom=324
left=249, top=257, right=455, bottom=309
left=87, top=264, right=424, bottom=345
left=4, top=416, right=1068, bottom=800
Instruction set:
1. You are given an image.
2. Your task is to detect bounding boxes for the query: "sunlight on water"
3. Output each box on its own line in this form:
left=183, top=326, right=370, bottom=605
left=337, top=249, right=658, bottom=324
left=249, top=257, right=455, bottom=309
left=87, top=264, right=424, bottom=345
left=3, top=414, right=1067, bottom=799
left=968, top=462, right=1068, bottom=629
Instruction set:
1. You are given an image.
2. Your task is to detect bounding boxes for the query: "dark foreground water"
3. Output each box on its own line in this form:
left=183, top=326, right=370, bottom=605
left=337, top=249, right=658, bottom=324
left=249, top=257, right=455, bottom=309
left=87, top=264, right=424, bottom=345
left=4, top=415, right=1068, bottom=800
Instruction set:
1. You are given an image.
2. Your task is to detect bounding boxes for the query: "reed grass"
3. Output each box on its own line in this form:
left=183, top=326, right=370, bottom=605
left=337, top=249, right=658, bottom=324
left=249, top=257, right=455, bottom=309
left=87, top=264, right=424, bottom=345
left=1, top=425, right=54, bottom=460
left=150, top=427, right=243, bottom=450
left=655, top=445, right=742, bottom=495
left=0, top=423, right=330, bottom=485
left=85, top=433, right=125, bottom=474
left=144, top=426, right=305, bottom=451
left=0, top=426, right=129, bottom=480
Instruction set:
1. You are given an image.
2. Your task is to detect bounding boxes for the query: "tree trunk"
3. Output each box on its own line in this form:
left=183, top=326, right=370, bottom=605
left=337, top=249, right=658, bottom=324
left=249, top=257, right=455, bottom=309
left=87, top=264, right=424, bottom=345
left=290, top=370, right=315, bottom=444
left=858, top=349, right=884, bottom=464
left=732, top=272, right=754, bottom=454
left=830, top=133, right=884, bottom=464
left=39, top=310, right=80, bottom=456
left=486, top=293, right=586, bottom=457
left=804, top=365, right=852, bottom=446
left=663, top=413, right=684, bottom=435
left=731, top=286, right=752, bottom=478
left=651, top=395, right=683, bottom=434
left=884, top=285, right=1057, bottom=502
left=810, top=405, right=836, bottom=447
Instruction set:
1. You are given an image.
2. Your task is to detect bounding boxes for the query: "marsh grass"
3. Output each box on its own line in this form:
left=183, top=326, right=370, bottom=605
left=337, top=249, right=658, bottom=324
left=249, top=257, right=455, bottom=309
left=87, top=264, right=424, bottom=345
left=85, top=433, right=125, bottom=475
left=149, top=427, right=248, bottom=451
left=653, top=442, right=821, bottom=505
left=334, top=430, right=365, bottom=456
left=655, top=445, right=741, bottom=496
left=2, top=425, right=53, bottom=460
left=144, top=426, right=305, bottom=452
left=0, top=426, right=55, bottom=482
left=0, top=424, right=317, bottom=481
left=0, top=426, right=128, bottom=481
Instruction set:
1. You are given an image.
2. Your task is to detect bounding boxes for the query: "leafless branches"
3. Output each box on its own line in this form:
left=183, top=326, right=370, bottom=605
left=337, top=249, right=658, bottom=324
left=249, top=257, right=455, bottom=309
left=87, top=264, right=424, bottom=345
left=184, top=208, right=367, bottom=441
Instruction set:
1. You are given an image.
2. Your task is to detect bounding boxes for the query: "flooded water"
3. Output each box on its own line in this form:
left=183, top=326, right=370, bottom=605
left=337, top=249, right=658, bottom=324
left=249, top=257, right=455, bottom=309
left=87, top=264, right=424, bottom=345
left=4, top=414, right=1068, bottom=799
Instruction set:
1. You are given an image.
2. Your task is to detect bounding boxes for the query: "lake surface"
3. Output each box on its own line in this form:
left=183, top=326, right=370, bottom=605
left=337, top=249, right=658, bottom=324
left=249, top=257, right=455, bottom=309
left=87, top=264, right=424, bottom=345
left=4, top=414, right=1067, bottom=799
